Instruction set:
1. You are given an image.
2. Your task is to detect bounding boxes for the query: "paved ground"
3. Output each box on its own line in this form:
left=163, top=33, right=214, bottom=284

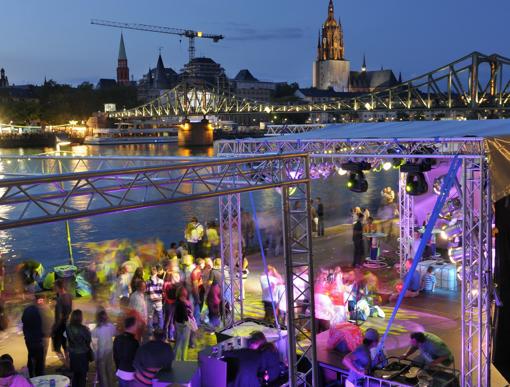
left=1, top=223, right=507, bottom=385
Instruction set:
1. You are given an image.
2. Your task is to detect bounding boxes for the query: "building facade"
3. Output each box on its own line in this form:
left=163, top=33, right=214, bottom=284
left=0, top=68, right=8, bottom=88
left=231, top=69, right=276, bottom=102
left=138, top=54, right=178, bottom=102
left=311, top=1, right=398, bottom=94
left=312, top=0, right=350, bottom=91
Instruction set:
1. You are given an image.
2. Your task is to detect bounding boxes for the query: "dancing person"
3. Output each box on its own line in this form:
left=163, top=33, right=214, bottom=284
left=185, top=216, right=204, bottom=258
left=174, top=287, right=195, bottom=361
left=113, top=316, right=140, bottom=387
left=176, top=241, right=188, bottom=259
left=146, top=265, right=165, bottom=334
left=129, top=280, right=148, bottom=328
left=352, top=213, right=365, bottom=267
left=163, top=263, right=180, bottom=341
left=130, top=267, right=144, bottom=294
left=241, top=209, right=255, bottom=252
left=0, top=355, right=31, bottom=387
left=260, top=265, right=283, bottom=323
left=66, top=309, right=92, bottom=387
left=21, top=293, right=52, bottom=377
left=132, top=328, right=174, bottom=386
left=342, top=328, right=380, bottom=387
left=113, top=266, right=131, bottom=305
left=206, top=258, right=223, bottom=328
left=190, top=258, right=205, bottom=347
left=316, top=197, right=325, bottom=236
left=92, top=309, right=116, bottom=387
left=205, top=221, right=220, bottom=258
left=167, top=242, right=178, bottom=259
left=52, top=278, right=72, bottom=368
left=236, top=256, right=249, bottom=301
left=401, top=331, right=453, bottom=367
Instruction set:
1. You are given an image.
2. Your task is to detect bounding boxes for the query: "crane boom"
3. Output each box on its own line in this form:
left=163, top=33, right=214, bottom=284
left=91, top=19, right=224, bottom=60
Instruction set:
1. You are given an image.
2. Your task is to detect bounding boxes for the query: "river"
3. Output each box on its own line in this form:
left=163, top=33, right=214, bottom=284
left=0, top=143, right=398, bottom=268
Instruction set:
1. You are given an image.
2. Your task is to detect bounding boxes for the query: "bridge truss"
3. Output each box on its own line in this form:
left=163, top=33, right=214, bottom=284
left=0, top=153, right=318, bottom=387
left=216, top=136, right=493, bottom=387
left=109, top=52, right=510, bottom=120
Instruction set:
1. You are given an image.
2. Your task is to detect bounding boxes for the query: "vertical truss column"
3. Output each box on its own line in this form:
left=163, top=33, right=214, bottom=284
left=399, top=171, right=414, bottom=277
left=219, top=194, right=243, bottom=327
left=281, top=169, right=318, bottom=386
left=461, top=157, right=492, bottom=387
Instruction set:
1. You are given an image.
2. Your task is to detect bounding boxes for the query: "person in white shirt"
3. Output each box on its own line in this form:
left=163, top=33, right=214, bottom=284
left=185, top=217, right=205, bottom=258
left=92, top=309, right=117, bottom=387
left=260, top=265, right=283, bottom=323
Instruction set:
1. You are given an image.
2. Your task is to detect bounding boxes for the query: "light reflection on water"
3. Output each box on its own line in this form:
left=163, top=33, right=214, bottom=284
left=0, top=144, right=398, bottom=267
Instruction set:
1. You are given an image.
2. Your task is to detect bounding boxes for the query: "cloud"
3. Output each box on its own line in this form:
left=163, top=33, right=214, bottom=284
left=226, top=25, right=304, bottom=41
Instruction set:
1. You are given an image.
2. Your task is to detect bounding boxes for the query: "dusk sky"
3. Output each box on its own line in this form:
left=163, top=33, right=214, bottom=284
left=1, top=0, right=509, bottom=86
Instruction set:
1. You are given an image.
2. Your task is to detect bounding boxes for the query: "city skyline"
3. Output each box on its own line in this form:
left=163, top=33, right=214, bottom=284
left=1, top=0, right=509, bottom=86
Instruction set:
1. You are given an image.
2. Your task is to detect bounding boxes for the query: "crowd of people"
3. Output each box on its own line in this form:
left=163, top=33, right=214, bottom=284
left=0, top=215, right=250, bottom=386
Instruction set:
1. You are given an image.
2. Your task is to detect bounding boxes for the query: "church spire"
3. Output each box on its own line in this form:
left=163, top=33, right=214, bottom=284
left=328, top=0, right=334, bottom=17
left=118, top=33, right=127, bottom=61
left=117, top=33, right=130, bottom=85
left=398, top=72, right=402, bottom=83
left=361, top=54, right=366, bottom=72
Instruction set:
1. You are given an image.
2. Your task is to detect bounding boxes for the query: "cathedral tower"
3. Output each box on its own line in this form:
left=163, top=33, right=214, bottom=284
left=116, top=33, right=130, bottom=85
left=312, top=0, right=350, bottom=91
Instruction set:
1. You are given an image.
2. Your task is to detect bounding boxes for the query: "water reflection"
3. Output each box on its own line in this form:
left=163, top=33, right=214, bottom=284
left=0, top=143, right=399, bottom=268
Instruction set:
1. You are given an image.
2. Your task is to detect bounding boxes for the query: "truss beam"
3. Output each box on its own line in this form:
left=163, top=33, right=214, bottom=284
left=0, top=154, right=309, bottom=230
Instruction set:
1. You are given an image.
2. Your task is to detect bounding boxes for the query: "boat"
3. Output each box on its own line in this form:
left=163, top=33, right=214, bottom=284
left=84, top=123, right=178, bottom=145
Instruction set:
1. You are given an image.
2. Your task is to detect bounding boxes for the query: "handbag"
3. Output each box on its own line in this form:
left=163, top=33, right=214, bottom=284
left=186, top=316, right=198, bottom=332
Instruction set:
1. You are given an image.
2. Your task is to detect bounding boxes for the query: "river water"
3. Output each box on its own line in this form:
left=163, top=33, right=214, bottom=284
left=0, top=143, right=398, bottom=268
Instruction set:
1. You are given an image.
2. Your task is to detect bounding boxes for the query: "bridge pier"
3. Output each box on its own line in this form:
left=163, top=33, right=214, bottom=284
left=178, top=118, right=214, bottom=147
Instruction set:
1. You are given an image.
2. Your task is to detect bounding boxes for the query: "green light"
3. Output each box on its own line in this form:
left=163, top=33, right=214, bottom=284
left=347, top=181, right=353, bottom=188
left=406, top=184, right=412, bottom=192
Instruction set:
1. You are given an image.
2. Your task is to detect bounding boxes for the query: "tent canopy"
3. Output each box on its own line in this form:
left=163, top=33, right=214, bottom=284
left=264, top=119, right=510, bottom=141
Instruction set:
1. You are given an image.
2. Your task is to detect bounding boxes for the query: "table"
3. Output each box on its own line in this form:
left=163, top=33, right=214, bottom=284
left=30, top=375, right=70, bottom=387
left=363, top=232, right=387, bottom=262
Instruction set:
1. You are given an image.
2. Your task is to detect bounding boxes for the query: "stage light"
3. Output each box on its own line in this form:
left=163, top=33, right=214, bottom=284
left=337, top=167, right=347, bottom=176
left=448, top=246, right=463, bottom=263
left=405, top=172, right=428, bottom=196
left=382, top=161, right=392, bottom=171
left=347, top=171, right=368, bottom=193
left=441, top=224, right=462, bottom=240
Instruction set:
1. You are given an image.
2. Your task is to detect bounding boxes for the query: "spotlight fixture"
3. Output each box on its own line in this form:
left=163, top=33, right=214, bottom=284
left=347, top=171, right=368, bottom=193
left=341, top=161, right=371, bottom=193
left=401, top=161, right=432, bottom=196
left=405, top=172, right=428, bottom=196
left=382, top=162, right=392, bottom=171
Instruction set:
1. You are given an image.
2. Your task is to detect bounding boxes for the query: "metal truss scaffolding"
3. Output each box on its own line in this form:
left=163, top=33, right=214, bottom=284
left=398, top=172, right=414, bottom=277
left=281, top=177, right=318, bottom=387
left=217, top=136, right=493, bottom=386
left=219, top=193, right=243, bottom=326
left=461, top=158, right=492, bottom=387
left=0, top=152, right=318, bottom=386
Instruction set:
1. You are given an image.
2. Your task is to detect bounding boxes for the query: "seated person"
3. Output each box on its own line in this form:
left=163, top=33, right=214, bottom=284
left=342, top=328, right=380, bottom=387
left=401, top=331, right=453, bottom=368
left=390, top=259, right=421, bottom=301
left=421, top=266, right=437, bottom=292
left=0, top=354, right=32, bottom=387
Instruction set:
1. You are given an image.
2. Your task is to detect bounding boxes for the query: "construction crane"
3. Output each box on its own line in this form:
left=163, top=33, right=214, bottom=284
left=91, top=19, right=224, bottom=61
